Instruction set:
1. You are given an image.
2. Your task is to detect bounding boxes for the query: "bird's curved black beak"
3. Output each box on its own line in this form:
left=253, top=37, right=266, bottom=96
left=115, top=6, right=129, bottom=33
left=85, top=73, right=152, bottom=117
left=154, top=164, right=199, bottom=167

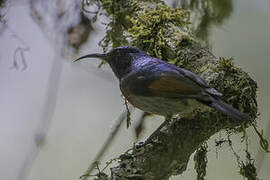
left=73, top=53, right=107, bottom=62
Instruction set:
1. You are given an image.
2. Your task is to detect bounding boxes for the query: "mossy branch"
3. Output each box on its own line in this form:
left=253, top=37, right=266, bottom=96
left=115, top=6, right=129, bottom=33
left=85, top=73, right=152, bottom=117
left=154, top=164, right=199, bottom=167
left=84, top=0, right=258, bottom=179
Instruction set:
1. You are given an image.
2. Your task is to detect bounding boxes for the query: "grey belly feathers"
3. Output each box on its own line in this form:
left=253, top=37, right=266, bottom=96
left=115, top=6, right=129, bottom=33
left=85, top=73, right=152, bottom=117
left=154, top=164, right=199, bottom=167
left=127, top=94, right=209, bottom=117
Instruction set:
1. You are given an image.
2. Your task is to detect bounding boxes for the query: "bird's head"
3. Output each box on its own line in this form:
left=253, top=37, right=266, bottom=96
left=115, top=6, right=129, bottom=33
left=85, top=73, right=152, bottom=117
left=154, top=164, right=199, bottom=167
left=74, top=46, right=146, bottom=79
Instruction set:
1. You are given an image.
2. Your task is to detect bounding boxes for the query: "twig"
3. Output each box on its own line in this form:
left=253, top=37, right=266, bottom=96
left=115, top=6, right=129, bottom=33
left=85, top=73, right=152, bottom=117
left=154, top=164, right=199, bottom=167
left=124, top=98, right=131, bottom=128
left=252, top=123, right=270, bottom=153
left=80, top=108, right=134, bottom=180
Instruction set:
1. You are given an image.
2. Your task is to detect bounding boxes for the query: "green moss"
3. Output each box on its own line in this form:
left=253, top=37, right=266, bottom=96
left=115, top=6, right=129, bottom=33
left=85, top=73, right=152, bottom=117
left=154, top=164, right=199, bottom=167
left=98, top=1, right=194, bottom=61
left=216, top=57, right=235, bottom=71
left=194, top=144, right=208, bottom=180
left=100, top=0, right=114, bottom=14
left=239, top=162, right=258, bottom=180
left=184, top=57, right=258, bottom=134
left=128, top=3, right=190, bottom=59
left=212, top=57, right=258, bottom=122
left=97, top=0, right=136, bottom=50
left=239, top=151, right=260, bottom=180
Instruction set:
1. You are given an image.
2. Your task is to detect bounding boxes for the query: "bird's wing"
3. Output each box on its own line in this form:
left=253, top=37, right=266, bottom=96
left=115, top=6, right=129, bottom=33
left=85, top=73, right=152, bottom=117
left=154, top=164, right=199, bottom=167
left=177, top=67, right=210, bottom=87
left=175, top=67, right=222, bottom=97
left=121, top=70, right=204, bottom=99
left=148, top=58, right=222, bottom=97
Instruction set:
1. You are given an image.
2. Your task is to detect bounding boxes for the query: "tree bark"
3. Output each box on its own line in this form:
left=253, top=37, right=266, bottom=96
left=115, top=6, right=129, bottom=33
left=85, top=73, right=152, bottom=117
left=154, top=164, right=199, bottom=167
left=90, top=0, right=258, bottom=179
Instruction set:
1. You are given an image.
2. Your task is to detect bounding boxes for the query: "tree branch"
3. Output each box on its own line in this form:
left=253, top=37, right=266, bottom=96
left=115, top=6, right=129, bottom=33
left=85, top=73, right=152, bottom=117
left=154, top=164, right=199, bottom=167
left=85, top=0, right=258, bottom=179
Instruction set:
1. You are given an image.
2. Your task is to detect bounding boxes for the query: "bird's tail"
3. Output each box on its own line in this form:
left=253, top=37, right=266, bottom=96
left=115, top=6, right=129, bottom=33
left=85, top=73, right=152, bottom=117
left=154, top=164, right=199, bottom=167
left=209, top=98, right=250, bottom=123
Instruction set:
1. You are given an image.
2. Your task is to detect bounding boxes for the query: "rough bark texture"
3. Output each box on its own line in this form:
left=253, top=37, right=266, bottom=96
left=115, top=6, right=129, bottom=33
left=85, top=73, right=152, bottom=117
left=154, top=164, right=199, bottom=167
left=91, top=0, right=258, bottom=179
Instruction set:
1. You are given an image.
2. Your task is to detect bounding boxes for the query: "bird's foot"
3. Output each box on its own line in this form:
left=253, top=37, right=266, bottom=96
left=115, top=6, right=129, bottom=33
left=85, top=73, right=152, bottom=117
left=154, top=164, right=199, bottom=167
left=135, top=118, right=170, bottom=149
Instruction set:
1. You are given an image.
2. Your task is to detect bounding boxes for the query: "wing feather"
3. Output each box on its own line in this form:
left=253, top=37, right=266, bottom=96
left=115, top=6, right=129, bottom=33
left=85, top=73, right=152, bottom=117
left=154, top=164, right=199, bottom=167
left=147, top=76, right=201, bottom=97
left=121, top=71, right=202, bottom=99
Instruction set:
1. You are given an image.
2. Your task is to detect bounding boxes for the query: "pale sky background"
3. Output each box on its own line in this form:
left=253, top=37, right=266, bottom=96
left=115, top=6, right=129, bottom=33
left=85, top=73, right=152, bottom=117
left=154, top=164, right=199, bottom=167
left=0, top=0, right=270, bottom=180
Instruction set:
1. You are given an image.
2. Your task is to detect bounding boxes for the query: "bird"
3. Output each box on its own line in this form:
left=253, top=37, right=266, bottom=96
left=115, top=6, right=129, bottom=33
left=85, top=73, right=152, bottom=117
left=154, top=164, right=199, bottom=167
left=74, top=46, right=250, bottom=144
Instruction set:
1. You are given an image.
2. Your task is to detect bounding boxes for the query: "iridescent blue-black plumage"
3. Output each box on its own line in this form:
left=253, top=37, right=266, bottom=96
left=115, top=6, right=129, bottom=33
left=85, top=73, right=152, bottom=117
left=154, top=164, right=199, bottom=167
left=75, top=46, right=250, bottom=122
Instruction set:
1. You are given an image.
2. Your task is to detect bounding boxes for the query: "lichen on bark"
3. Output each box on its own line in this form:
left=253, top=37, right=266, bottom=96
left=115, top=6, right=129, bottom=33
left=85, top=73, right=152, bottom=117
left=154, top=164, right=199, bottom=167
left=85, top=0, right=258, bottom=179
